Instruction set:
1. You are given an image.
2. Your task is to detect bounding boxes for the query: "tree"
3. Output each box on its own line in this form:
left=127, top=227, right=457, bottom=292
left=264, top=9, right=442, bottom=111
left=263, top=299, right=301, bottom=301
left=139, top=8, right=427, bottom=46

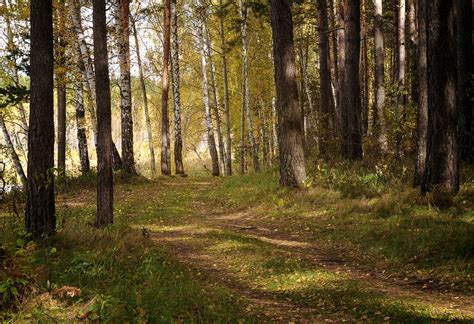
left=341, top=0, right=362, bottom=159
left=197, top=2, right=220, bottom=176
left=93, top=0, right=113, bottom=226
left=26, top=0, right=56, bottom=236
left=270, top=0, right=306, bottom=187
left=240, top=0, right=259, bottom=173
left=132, top=16, right=156, bottom=177
left=413, top=0, right=427, bottom=186
left=421, top=0, right=459, bottom=196
left=170, top=0, right=185, bottom=175
left=0, top=116, right=27, bottom=188
left=316, top=0, right=334, bottom=154
left=218, top=0, right=232, bottom=176
left=373, top=0, right=386, bottom=152
left=116, top=0, right=136, bottom=174
left=74, top=75, right=90, bottom=175
left=55, top=0, right=67, bottom=172
left=161, top=0, right=172, bottom=176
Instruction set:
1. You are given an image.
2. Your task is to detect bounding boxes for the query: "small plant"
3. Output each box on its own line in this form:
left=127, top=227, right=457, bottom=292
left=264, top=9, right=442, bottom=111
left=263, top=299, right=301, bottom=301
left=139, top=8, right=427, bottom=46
left=0, top=277, right=28, bottom=307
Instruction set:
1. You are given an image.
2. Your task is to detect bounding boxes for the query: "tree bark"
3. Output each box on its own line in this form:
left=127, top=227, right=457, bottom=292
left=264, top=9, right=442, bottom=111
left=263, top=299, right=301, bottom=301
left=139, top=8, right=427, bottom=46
left=0, top=117, right=27, bottom=188
left=69, top=0, right=122, bottom=170
left=341, top=0, right=362, bottom=159
left=329, top=0, right=339, bottom=121
left=55, top=0, right=67, bottom=172
left=270, top=0, right=306, bottom=187
left=317, top=0, right=334, bottom=154
left=161, top=0, right=172, bottom=176
left=421, top=0, right=459, bottom=195
left=93, top=0, right=114, bottom=226
left=26, top=0, right=56, bottom=236
left=219, top=0, right=232, bottom=176
left=240, top=63, right=246, bottom=175
left=132, top=17, right=156, bottom=177
left=373, top=0, right=387, bottom=152
left=197, top=3, right=220, bottom=176
left=74, top=76, right=90, bottom=175
left=413, top=0, right=427, bottom=186
left=116, top=0, right=135, bottom=174
left=336, top=0, right=345, bottom=143
left=57, top=84, right=67, bottom=171
left=407, top=0, right=418, bottom=104
left=361, top=0, right=369, bottom=136
left=205, top=22, right=227, bottom=175
left=240, top=0, right=260, bottom=173
left=170, top=0, right=185, bottom=175
left=457, top=0, right=473, bottom=162
left=397, top=0, right=406, bottom=113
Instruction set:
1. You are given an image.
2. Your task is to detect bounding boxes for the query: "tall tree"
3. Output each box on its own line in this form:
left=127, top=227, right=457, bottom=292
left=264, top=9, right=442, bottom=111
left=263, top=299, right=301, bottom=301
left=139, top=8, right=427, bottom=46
left=74, top=75, right=90, bottom=175
left=396, top=0, right=406, bottom=115
left=0, top=116, right=27, bottom=188
left=161, top=0, right=172, bottom=176
left=407, top=0, right=418, bottom=104
left=197, top=2, right=220, bottom=176
left=336, top=0, right=345, bottom=138
left=93, top=0, right=113, bottom=226
left=341, top=0, right=362, bottom=159
left=132, top=17, right=156, bottom=177
left=205, top=22, right=227, bottom=175
left=421, top=0, right=459, bottom=195
left=240, top=0, right=260, bottom=173
left=55, top=0, right=67, bottom=172
left=413, top=0, right=427, bottom=186
left=170, top=0, right=185, bottom=175
left=270, top=0, right=306, bottom=187
left=218, top=0, right=232, bottom=176
left=116, top=0, right=135, bottom=174
left=317, top=0, right=334, bottom=154
left=26, top=0, right=56, bottom=236
left=373, top=0, right=386, bottom=152
left=457, top=0, right=473, bottom=162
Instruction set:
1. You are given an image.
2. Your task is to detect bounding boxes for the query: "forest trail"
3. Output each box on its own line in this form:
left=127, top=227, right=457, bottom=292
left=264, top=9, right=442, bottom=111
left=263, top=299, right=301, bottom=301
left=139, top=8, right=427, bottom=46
left=93, top=175, right=474, bottom=322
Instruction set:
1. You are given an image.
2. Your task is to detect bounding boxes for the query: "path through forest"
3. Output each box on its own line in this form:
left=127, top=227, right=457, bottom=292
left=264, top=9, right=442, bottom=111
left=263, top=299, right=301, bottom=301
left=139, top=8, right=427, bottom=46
left=91, top=176, right=474, bottom=322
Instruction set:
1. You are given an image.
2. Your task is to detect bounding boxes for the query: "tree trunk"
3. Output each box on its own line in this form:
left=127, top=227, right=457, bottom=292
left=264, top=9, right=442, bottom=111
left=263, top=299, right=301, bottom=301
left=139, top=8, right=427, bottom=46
left=74, top=76, right=90, bottom=175
left=240, top=0, right=260, bottom=173
left=197, top=4, right=220, bottom=176
left=26, top=0, right=56, bottom=236
left=373, top=0, right=387, bottom=152
left=361, top=0, right=369, bottom=136
left=0, top=117, right=27, bottom=188
left=240, top=63, right=246, bottom=175
left=219, top=0, right=232, bottom=176
left=317, top=0, right=334, bottom=154
left=397, top=0, right=406, bottom=113
left=57, top=84, right=67, bottom=171
left=457, top=0, right=473, bottom=162
left=70, top=0, right=122, bottom=170
left=116, top=0, right=135, bottom=174
left=336, top=0, right=345, bottom=144
left=421, top=0, right=459, bottom=195
left=329, top=0, right=339, bottom=122
left=413, top=0, right=427, bottom=186
left=205, top=22, right=227, bottom=175
left=132, top=17, right=156, bottom=177
left=407, top=0, right=418, bottom=104
left=270, top=0, right=306, bottom=187
left=93, top=0, right=114, bottom=227
left=341, top=0, right=362, bottom=159
left=170, top=0, right=185, bottom=175
left=161, top=0, right=172, bottom=176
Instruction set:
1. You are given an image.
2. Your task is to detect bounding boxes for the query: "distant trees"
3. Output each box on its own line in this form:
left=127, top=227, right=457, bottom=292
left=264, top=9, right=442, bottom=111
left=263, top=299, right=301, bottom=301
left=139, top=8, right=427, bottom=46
left=92, top=0, right=113, bottom=226
left=269, top=0, right=306, bottom=187
left=26, top=0, right=56, bottom=236
left=161, top=0, right=172, bottom=176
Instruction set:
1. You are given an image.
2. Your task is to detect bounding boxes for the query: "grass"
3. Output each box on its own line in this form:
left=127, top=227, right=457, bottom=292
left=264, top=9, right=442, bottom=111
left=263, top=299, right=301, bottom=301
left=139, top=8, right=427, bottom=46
left=1, top=163, right=473, bottom=321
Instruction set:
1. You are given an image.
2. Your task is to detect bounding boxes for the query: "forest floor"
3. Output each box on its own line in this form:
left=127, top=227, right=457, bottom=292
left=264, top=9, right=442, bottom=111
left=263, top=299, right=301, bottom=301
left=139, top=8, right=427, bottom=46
left=1, top=170, right=474, bottom=322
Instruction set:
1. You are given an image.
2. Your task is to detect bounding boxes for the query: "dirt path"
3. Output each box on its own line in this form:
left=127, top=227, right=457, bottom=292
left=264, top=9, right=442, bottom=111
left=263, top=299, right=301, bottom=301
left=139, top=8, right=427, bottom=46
left=136, top=178, right=474, bottom=322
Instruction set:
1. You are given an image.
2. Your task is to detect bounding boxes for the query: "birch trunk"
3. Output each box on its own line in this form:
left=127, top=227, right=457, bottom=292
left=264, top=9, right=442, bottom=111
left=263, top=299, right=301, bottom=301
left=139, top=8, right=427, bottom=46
left=116, top=0, right=135, bottom=174
left=170, top=0, right=185, bottom=175
left=240, top=62, right=246, bottom=174
left=219, top=0, right=232, bottom=176
left=161, top=0, right=172, bottom=176
left=0, top=117, right=27, bottom=188
left=132, top=18, right=156, bottom=177
left=240, top=0, right=259, bottom=172
left=205, top=22, right=227, bottom=175
left=336, top=0, right=345, bottom=144
left=197, top=3, right=220, bottom=176
left=74, top=76, right=90, bottom=175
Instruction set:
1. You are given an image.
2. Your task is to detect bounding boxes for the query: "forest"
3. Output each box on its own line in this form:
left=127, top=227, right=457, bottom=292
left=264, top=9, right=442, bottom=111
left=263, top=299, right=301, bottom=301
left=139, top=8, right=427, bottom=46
left=0, top=0, right=473, bottom=321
